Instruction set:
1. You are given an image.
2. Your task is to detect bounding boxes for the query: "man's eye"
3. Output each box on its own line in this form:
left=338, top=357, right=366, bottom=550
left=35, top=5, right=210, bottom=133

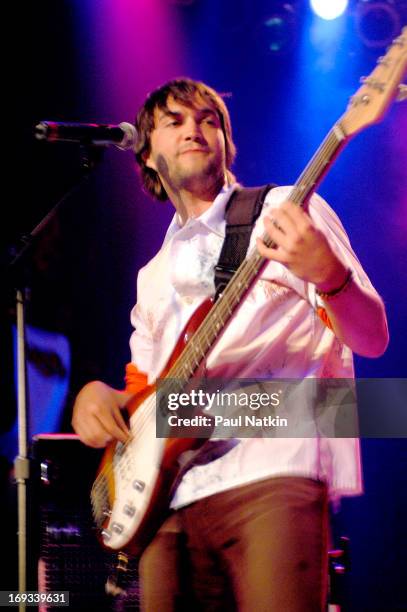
left=167, top=120, right=181, bottom=127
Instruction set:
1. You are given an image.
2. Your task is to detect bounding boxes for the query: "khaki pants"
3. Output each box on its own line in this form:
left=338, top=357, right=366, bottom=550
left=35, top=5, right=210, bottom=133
left=139, top=476, right=329, bottom=611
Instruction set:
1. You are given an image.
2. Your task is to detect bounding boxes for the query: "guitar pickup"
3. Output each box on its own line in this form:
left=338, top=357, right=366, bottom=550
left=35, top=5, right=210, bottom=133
left=123, top=504, right=136, bottom=517
left=132, top=479, right=145, bottom=492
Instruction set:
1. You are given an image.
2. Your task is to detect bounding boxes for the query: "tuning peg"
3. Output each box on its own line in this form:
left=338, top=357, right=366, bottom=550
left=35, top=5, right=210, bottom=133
left=359, top=76, right=385, bottom=92
left=377, top=56, right=390, bottom=67
left=392, top=34, right=406, bottom=47
left=397, top=84, right=407, bottom=101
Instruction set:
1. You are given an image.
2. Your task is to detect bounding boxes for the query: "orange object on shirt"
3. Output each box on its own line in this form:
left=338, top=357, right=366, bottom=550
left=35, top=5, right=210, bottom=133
left=316, top=306, right=333, bottom=331
left=125, top=362, right=148, bottom=394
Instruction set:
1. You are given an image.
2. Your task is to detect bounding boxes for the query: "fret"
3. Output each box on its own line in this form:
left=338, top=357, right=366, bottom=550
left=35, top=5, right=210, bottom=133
left=290, top=127, right=345, bottom=208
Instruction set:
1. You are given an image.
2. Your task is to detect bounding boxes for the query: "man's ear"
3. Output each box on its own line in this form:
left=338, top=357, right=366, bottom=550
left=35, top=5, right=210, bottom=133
left=142, top=150, right=157, bottom=171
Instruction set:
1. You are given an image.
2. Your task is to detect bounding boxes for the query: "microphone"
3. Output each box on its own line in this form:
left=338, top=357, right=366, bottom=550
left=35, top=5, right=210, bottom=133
left=34, top=121, right=137, bottom=150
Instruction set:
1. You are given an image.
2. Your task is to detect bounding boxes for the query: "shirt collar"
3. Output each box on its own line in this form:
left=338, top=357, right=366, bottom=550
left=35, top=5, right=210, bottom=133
left=163, top=183, right=240, bottom=245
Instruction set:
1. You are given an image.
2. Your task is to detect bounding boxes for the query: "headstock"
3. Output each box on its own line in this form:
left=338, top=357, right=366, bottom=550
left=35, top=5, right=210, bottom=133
left=341, top=27, right=406, bottom=137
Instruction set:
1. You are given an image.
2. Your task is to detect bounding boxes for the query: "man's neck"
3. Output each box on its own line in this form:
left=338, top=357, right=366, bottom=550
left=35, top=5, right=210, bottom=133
left=167, top=177, right=225, bottom=225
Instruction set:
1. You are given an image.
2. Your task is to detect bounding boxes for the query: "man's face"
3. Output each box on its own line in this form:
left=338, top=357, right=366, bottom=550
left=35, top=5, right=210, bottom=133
left=144, top=94, right=227, bottom=193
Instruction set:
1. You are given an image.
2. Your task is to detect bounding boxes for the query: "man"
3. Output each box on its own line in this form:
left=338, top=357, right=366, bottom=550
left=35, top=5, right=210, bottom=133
left=72, top=78, right=389, bottom=611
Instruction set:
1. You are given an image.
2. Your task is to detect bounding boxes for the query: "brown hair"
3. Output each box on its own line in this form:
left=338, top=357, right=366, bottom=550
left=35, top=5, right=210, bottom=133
left=134, top=78, right=237, bottom=201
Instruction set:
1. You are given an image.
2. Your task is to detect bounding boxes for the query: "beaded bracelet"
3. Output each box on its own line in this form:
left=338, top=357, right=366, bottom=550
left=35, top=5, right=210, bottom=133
left=316, top=268, right=353, bottom=300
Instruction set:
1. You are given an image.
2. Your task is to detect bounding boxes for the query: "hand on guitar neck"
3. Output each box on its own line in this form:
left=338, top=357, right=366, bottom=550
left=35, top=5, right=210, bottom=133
left=72, top=380, right=131, bottom=448
left=257, top=199, right=348, bottom=289
left=256, top=200, right=388, bottom=358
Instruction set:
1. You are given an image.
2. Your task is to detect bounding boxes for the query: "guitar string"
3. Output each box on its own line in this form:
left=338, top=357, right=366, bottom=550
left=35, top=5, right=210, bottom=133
left=91, top=128, right=344, bottom=502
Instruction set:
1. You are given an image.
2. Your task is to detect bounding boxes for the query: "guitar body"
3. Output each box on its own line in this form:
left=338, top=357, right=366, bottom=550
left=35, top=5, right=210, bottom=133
left=91, top=297, right=214, bottom=554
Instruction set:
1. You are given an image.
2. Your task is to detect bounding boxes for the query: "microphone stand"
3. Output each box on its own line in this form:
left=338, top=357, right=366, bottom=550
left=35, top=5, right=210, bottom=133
left=7, top=144, right=105, bottom=611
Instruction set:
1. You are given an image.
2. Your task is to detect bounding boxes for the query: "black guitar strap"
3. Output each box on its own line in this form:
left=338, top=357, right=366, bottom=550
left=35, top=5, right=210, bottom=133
left=214, top=184, right=276, bottom=298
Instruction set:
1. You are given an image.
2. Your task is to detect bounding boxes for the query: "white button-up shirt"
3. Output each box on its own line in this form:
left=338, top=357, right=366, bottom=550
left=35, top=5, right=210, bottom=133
left=130, top=185, right=376, bottom=508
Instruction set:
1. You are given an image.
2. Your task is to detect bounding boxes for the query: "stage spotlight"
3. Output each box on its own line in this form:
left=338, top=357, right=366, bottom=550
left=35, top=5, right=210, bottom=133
left=355, top=1, right=403, bottom=48
left=310, top=0, right=349, bottom=20
left=262, top=3, right=298, bottom=53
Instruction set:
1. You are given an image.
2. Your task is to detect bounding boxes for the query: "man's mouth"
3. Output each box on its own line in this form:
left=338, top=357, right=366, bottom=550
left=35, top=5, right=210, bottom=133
left=179, top=148, right=209, bottom=155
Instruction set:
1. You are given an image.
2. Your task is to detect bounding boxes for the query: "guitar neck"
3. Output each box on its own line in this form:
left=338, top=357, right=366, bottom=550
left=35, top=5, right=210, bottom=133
left=288, top=122, right=347, bottom=207
left=164, top=21, right=407, bottom=386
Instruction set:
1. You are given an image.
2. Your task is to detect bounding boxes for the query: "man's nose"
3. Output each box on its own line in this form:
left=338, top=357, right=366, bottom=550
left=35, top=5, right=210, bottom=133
left=184, top=118, right=205, bottom=141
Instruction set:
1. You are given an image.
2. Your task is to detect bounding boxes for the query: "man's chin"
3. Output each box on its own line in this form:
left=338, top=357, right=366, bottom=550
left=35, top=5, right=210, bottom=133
left=178, top=158, right=223, bottom=181
left=178, top=168, right=224, bottom=191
